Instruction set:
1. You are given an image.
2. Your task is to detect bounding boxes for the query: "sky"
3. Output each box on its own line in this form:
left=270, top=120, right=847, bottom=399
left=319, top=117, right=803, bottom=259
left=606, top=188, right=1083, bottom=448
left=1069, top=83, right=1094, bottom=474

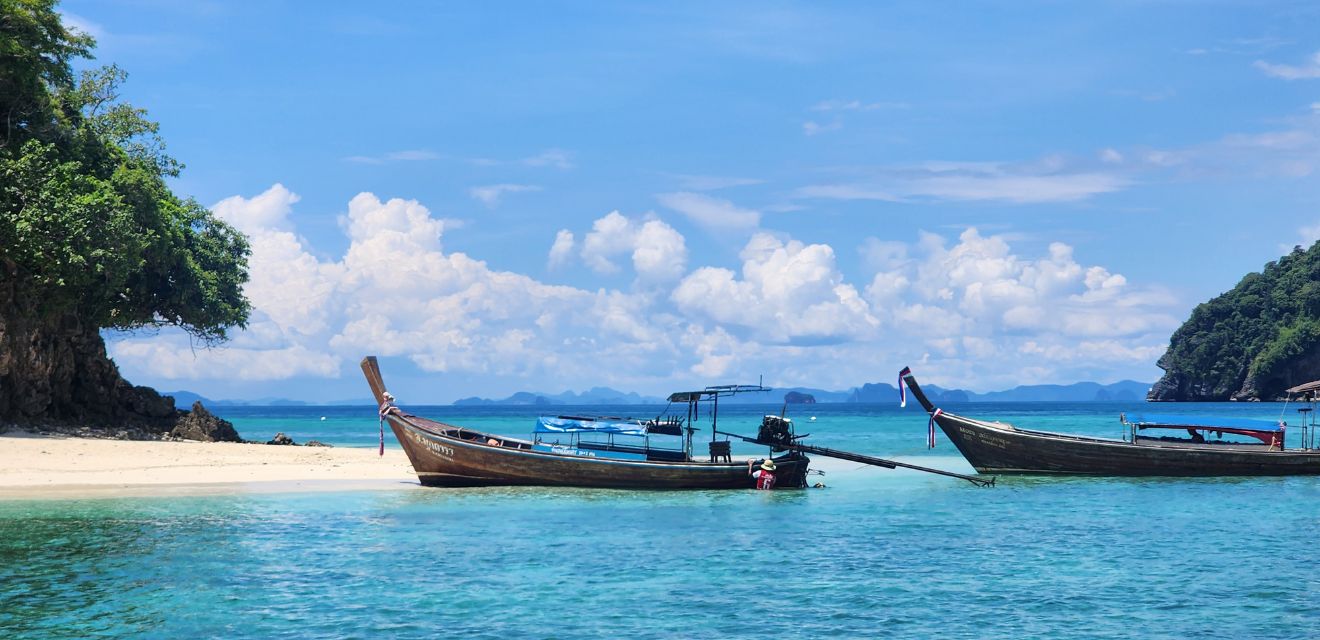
left=61, top=1, right=1320, bottom=402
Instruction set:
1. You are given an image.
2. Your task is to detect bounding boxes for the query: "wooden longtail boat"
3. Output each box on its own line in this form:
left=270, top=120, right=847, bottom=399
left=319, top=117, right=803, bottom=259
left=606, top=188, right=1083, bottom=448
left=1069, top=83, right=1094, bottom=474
left=361, top=356, right=810, bottom=489
left=902, top=369, right=1320, bottom=476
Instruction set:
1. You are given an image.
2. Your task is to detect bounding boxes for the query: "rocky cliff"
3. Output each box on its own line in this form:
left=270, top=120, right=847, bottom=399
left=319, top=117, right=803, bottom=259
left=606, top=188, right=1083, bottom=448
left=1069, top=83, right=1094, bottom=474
left=1149, top=243, right=1320, bottom=401
left=0, top=276, right=238, bottom=441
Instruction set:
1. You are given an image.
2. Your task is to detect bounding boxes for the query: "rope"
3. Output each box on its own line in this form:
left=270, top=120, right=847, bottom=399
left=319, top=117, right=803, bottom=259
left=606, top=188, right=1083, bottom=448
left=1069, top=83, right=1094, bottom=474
left=377, top=399, right=395, bottom=456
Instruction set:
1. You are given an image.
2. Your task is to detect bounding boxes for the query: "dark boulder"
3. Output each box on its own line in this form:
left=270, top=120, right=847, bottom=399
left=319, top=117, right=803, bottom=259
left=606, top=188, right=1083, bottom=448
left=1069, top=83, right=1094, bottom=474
left=267, top=432, right=296, bottom=445
left=304, top=440, right=332, bottom=447
left=170, top=402, right=242, bottom=442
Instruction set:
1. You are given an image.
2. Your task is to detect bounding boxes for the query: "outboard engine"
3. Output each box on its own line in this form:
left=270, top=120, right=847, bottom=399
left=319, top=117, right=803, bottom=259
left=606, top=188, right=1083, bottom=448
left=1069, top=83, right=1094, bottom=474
left=757, top=415, right=795, bottom=451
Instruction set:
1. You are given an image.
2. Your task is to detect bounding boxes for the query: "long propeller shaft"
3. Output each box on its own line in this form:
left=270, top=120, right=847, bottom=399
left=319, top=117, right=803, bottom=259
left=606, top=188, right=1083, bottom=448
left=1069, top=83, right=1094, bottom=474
left=714, top=430, right=995, bottom=487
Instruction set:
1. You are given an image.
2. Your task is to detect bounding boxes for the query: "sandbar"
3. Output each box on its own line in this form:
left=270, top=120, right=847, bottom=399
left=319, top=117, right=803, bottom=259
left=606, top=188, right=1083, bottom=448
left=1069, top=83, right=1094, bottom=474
left=0, top=433, right=417, bottom=500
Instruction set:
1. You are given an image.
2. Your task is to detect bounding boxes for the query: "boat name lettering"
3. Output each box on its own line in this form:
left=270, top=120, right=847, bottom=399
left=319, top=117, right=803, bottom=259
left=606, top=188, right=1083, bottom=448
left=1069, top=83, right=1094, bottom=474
left=411, top=432, right=454, bottom=458
left=960, top=426, right=1010, bottom=450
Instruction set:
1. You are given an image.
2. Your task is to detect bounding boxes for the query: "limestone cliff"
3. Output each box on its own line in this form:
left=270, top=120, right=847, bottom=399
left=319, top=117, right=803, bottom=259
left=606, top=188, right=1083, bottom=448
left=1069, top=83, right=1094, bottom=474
left=1149, top=244, right=1320, bottom=401
left=0, top=275, right=237, bottom=441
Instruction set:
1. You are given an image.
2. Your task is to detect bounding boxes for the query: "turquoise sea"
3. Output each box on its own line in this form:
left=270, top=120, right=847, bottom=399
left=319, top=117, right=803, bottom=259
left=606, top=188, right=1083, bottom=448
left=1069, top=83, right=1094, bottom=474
left=4, top=401, right=1320, bottom=638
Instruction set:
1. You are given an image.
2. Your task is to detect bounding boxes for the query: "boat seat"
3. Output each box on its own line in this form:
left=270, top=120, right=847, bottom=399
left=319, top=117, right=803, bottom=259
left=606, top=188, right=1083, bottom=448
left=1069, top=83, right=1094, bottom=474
left=709, top=440, right=732, bottom=462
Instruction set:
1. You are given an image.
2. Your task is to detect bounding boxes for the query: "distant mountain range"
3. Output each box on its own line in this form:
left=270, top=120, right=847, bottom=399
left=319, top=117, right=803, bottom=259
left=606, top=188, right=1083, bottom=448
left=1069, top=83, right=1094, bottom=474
left=448, top=379, right=1153, bottom=406
left=453, top=387, right=663, bottom=406
left=166, top=379, right=1151, bottom=408
left=161, top=391, right=374, bottom=407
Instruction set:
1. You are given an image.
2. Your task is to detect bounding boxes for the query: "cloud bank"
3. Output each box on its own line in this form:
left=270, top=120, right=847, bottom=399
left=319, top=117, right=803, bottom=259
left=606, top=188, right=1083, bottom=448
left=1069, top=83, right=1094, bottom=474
left=109, top=185, right=1177, bottom=394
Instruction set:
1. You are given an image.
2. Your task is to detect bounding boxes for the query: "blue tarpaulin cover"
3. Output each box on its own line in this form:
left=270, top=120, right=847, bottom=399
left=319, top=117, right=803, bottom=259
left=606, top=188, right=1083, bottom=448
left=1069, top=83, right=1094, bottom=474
left=535, top=416, right=647, bottom=436
left=1127, top=414, right=1284, bottom=432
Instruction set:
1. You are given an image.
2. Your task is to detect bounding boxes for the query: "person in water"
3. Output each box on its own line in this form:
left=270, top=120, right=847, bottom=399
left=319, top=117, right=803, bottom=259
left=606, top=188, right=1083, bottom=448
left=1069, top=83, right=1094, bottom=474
left=748, top=459, right=777, bottom=490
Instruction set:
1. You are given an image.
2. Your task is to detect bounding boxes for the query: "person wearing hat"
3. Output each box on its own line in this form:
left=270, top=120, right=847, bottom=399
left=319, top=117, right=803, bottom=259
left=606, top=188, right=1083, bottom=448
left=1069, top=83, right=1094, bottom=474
left=748, top=458, right=777, bottom=490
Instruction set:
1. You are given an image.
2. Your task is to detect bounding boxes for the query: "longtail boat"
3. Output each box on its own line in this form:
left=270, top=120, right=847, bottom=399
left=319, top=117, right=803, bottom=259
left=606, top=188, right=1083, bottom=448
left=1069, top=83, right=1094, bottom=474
left=361, top=357, right=992, bottom=489
left=901, top=368, right=1320, bottom=476
left=362, top=356, right=809, bottom=489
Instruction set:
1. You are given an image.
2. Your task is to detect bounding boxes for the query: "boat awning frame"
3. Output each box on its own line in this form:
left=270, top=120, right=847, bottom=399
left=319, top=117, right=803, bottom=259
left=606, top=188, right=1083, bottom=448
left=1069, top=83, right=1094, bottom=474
left=1127, top=414, right=1283, bottom=444
left=1287, top=380, right=1320, bottom=395
left=667, top=384, right=770, bottom=403
left=1126, top=414, right=1284, bottom=432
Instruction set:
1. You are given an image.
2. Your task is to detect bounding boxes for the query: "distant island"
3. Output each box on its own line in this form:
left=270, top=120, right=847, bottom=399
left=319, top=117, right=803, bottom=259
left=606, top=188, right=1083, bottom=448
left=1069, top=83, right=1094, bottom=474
left=161, top=391, right=375, bottom=407
left=454, top=387, right=660, bottom=406
left=1150, top=242, right=1320, bottom=401
left=784, top=391, right=816, bottom=404
left=440, top=379, right=1151, bottom=406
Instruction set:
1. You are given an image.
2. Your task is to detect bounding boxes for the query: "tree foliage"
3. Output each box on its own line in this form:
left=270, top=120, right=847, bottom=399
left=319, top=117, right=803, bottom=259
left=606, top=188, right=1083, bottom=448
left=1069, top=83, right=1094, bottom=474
left=1156, top=243, right=1320, bottom=398
left=0, top=0, right=249, bottom=344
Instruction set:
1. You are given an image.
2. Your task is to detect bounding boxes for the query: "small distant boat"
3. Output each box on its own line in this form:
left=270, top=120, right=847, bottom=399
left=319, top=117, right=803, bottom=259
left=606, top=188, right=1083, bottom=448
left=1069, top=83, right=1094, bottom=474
left=902, top=369, right=1320, bottom=476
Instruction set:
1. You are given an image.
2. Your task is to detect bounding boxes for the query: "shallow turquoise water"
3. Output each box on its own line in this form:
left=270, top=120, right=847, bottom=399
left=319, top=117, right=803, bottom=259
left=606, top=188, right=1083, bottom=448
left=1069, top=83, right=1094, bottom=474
left=5, top=402, right=1320, bottom=638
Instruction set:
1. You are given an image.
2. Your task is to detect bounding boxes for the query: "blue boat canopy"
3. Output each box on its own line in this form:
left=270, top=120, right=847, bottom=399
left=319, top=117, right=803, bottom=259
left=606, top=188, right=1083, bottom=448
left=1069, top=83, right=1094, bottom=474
left=535, top=416, right=647, bottom=436
left=1126, top=414, right=1284, bottom=432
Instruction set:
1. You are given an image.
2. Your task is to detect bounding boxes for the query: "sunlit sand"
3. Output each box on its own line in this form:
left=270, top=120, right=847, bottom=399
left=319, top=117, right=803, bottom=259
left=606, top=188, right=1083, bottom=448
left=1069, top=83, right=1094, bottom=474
left=0, top=433, right=415, bottom=500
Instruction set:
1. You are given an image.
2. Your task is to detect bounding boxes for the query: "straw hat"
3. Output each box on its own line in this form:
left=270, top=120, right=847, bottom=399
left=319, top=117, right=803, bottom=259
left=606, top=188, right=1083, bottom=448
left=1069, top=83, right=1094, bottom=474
left=760, top=459, right=777, bottom=471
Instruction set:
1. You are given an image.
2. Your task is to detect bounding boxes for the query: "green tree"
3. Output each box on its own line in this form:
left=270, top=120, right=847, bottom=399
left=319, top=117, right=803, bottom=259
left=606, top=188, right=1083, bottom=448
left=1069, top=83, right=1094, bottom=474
left=1152, top=244, right=1320, bottom=400
left=0, top=0, right=250, bottom=424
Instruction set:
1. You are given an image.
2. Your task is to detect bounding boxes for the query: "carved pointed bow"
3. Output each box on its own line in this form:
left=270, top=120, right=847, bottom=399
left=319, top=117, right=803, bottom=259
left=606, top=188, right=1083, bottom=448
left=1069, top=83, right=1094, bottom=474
left=360, top=356, right=388, bottom=406
left=901, top=370, right=937, bottom=413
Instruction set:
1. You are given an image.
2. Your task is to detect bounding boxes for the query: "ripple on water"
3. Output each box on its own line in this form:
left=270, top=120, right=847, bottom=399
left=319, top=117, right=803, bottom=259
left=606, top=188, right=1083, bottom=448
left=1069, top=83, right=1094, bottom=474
left=6, top=406, right=1320, bottom=637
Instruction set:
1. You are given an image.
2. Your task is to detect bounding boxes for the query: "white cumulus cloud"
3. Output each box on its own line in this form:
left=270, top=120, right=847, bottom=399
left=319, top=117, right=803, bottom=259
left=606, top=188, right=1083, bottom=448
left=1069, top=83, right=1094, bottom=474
left=672, top=233, right=878, bottom=344
left=577, top=211, right=688, bottom=282
left=111, top=186, right=1178, bottom=394
left=548, top=229, right=575, bottom=268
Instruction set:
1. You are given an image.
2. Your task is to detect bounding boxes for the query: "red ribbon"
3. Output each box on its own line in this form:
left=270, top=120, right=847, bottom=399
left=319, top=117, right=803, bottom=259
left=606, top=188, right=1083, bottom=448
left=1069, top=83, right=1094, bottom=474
left=928, top=408, right=943, bottom=449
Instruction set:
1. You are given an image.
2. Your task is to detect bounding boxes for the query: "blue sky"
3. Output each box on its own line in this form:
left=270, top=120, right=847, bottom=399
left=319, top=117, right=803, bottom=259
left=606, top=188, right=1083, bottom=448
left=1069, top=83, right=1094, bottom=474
left=64, top=1, right=1320, bottom=402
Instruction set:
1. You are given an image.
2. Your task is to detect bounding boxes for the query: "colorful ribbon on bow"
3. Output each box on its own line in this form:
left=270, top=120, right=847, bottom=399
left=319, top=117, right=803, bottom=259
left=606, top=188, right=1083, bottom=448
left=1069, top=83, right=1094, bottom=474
left=377, top=399, right=393, bottom=456
left=928, top=408, right=943, bottom=449
left=898, top=366, right=911, bottom=408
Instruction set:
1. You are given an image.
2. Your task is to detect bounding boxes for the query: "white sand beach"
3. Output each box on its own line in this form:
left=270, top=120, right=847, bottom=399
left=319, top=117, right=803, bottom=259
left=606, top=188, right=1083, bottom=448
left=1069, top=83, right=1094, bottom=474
left=0, top=433, right=417, bottom=499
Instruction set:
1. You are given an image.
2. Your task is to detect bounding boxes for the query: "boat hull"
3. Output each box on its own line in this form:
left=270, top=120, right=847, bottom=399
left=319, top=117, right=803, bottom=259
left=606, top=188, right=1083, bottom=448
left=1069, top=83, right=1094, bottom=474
left=390, top=417, right=811, bottom=489
left=936, top=412, right=1320, bottom=476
